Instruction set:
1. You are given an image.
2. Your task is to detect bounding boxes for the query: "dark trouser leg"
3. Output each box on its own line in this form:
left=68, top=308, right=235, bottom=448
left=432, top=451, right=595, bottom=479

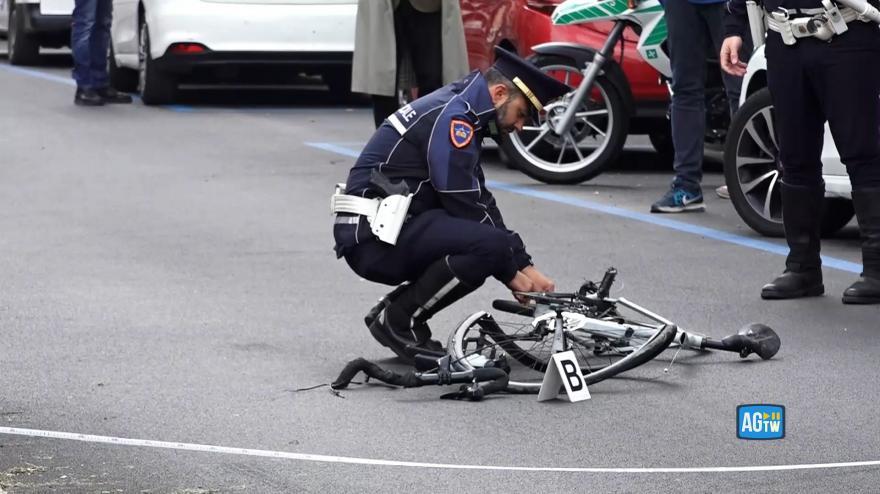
left=71, top=0, right=99, bottom=89
left=810, top=24, right=880, bottom=303
left=372, top=95, right=400, bottom=128
left=761, top=34, right=828, bottom=299
left=397, top=0, right=443, bottom=97
left=700, top=2, right=744, bottom=115
left=665, top=0, right=709, bottom=193
left=88, top=0, right=112, bottom=89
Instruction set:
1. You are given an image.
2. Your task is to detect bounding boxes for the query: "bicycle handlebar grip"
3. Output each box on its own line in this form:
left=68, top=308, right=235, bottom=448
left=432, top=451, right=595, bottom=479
left=492, top=300, right=536, bottom=317
left=597, top=267, right=618, bottom=299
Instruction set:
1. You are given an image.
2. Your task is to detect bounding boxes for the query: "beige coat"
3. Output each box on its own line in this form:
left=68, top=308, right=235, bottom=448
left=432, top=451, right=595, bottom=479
left=351, top=0, right=469, bottom=97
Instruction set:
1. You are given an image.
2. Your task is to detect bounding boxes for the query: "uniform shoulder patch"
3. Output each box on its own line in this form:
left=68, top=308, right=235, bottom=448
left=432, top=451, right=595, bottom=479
left=449, top=119, right=474, bottom=149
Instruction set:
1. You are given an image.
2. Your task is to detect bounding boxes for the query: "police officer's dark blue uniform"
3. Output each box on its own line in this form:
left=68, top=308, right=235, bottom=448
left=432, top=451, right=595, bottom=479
left=723, top=1, right=880, bottom=303
left=333, top=47, right=570, bottom=361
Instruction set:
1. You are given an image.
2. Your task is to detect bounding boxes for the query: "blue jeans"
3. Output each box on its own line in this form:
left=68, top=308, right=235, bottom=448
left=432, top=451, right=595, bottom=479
left=71, top=0, right=113, bottom=90
left=664, top=0, right=743, bottom=192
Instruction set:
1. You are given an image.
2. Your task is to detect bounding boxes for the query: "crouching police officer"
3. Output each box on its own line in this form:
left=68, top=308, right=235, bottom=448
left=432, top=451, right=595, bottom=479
left=331, top=47, right=570, bottom=362
left=722, top=0, right=880, bottom=303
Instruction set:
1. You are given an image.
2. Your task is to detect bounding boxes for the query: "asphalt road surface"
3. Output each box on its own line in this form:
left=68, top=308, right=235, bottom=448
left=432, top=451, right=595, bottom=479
left=2, top=47, right=879, bottom=493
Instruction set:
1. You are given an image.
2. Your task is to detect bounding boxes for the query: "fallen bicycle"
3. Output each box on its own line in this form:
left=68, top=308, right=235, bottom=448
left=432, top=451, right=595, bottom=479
left=331, top=268, right=781, bottom=401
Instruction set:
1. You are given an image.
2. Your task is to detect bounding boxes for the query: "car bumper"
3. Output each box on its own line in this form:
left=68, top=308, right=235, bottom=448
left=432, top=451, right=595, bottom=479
left=20, top=4, right=71, bottom=34
left=146, top=1, right=356, bottom=61
left=153, top=50, right=352, bottom=82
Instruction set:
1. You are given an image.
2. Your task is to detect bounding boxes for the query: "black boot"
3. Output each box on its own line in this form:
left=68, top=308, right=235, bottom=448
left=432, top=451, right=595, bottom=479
left=96, top=87, right=133, bottom=104
left=368, top=257, right=479, bottom=363
left=74, top=88, right=104, bottom=106
left=761, top=182, right=825, bottom=299
left=843, top=187, right=880, bottom=304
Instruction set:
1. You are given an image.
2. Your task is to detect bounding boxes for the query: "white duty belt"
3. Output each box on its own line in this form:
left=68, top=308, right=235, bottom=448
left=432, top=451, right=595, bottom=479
left=766, top=0, right=878, bottom=44
left=330, top=183, right=412, bottom=245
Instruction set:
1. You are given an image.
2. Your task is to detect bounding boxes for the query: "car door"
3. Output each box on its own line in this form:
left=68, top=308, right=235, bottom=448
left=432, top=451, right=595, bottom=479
left=111, top=0, right=140, bottom=65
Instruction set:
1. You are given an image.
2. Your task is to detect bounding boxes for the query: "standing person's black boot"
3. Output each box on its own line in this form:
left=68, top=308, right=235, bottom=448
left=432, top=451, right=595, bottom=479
left=843, top=187, right=880, bottom=304
left=761, top=182, right=825, bottom=299
left=368, top=257, right=479, bottom=363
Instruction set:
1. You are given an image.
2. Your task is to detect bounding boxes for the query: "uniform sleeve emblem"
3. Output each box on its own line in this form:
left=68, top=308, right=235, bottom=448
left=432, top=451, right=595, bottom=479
left=449, top=119, right=474, bottom=149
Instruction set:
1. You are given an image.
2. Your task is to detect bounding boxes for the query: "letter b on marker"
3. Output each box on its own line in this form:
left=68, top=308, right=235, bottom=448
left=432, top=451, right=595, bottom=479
left=561, top=359, right=583, bottom=391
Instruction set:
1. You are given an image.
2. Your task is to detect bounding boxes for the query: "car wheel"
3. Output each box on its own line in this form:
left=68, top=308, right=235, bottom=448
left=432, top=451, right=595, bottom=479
left=724, top=87, right=855, bottom=237
left=138, top=21, right=176, bottom=105
left=8, top=6, right=40, bottom=66
left=109, top=45, right=138, bottom=93
left=322, top=68, right=352, bottom=97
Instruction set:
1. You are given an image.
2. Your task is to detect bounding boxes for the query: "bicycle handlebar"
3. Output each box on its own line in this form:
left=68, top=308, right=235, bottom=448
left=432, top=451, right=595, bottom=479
left=492, top=299, right=536, bottom=316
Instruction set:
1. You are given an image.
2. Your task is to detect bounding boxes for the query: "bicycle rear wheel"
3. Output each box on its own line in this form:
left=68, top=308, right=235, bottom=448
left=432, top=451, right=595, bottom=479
left=448, top=309, right=677, bottom=394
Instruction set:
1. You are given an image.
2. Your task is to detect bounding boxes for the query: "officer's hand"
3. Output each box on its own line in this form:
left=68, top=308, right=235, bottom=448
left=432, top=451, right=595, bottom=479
left=521, top=265, right=555, bottom=293
left=720, top=36, right=747, bottom=77
left=507, top=271, right=535, bottom=304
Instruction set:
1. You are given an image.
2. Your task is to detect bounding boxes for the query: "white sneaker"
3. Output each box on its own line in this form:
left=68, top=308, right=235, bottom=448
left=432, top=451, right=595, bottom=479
left=716, top=185, right=730, bottom=200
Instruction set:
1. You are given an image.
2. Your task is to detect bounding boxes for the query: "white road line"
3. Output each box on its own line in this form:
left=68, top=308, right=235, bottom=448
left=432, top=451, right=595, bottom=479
left=2, top=427, right=880, bottom=474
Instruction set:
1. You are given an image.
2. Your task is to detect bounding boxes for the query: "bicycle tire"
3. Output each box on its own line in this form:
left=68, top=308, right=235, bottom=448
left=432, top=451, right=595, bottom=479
left=448, top=310, right=677, bottom=394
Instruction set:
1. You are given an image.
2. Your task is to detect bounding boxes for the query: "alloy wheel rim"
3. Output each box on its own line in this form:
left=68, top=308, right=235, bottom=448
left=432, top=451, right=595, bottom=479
left=735, top=104, right=783, bottom=225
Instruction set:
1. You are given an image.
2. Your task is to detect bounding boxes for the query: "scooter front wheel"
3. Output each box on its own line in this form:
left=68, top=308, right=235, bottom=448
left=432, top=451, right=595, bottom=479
left=501, top=55, right=630, bottom=184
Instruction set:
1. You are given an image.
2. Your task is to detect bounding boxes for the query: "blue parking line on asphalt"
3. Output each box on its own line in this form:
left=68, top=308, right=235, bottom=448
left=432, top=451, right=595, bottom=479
left=166, top=104, right=196, bottom=113
left=307, top=141, right=864, bottom=274
left=0, top=62, right=76, bottom=86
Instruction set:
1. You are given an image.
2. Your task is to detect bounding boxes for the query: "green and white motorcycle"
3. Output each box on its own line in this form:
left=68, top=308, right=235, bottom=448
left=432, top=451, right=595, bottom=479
left=503, top=0, right=730, bottom=184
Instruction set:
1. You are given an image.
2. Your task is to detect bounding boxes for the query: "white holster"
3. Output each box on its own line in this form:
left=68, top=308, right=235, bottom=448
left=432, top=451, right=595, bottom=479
left=330, top=183, right=413, bottom=245
left=766, top=0, right=873, bottom=45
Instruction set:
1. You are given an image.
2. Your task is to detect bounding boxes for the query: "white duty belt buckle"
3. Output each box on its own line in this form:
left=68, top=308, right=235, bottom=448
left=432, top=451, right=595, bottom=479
left=371, top=194, right=412, bottom=245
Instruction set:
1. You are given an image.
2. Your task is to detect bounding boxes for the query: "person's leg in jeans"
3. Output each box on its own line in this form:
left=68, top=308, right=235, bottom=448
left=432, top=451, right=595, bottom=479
left=71, top=0, right=100, bottom=99
left=703, top=3, right=744, bottom=116
left=651, top=0, right=709, bottom=212
left=88, top=0, right=112, bottom=90
left=703, top=1, right=745, bottom=198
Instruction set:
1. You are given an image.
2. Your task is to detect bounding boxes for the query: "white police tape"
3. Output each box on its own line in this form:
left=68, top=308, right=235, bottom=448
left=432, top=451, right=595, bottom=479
left=3, top=426, right=880, bottom=473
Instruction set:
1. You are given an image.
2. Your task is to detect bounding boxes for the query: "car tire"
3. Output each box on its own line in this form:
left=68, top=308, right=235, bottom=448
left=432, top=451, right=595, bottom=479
left=724, top=87, right=855, bottom=237
left=322, top=69, right=352, bottom=97
left=8, top=6, right=41, bottom=66
left=138, top=21, right=176, bottom=105
left=109, top=45, right=138, bottom=93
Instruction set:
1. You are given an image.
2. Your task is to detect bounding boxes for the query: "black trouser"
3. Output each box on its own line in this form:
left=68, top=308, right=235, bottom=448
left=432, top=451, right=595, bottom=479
left=765, top=24, right=880, bottom=189
left=342, top=209, right=518, bottom=288
left=372, top=0, right=444, bottom=127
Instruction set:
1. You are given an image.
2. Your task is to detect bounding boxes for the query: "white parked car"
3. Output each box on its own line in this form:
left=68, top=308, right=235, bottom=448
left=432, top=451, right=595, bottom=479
left=723, top=43, right=854, bottom=237
left=0, top=0, right=73, bottom=65
left=108, top=0, right=357, bottom=104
